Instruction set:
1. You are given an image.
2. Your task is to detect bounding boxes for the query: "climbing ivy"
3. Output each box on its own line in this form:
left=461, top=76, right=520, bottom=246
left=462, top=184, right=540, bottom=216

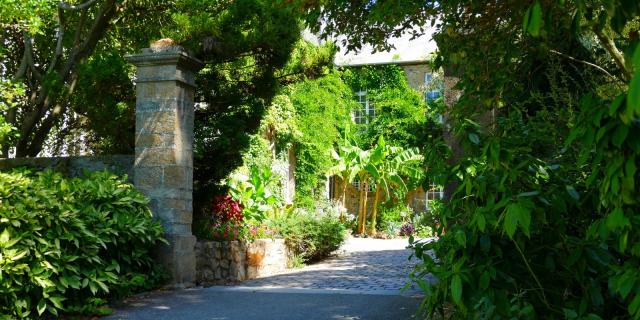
left=287, top=71, right=353, bottom=207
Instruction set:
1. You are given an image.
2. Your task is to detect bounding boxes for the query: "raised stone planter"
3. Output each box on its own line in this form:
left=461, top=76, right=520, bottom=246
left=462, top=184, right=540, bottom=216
left=195, top=239, right=288, bottom=284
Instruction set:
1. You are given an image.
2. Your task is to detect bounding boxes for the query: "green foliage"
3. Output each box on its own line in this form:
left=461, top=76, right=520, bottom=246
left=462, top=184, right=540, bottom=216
left=269, top=208, right=346, bottom=263
left=228, top=166, right=283, bottom=224
left=298, top=0, right=640, bottom=318
left=0, top=80, right=22, bottom=149
left=0, top=169, right=165, bottom=318
left=0, top=0, right=168, bottom=157
left=343, top=65, right=430, bottom=149
left=287, top=70, right=354, bottom=205
left=69, top=50, right=136, bottom=154
left=377, top=204, right=412, bottom=236
left=193, top=39, right=335, bottom=206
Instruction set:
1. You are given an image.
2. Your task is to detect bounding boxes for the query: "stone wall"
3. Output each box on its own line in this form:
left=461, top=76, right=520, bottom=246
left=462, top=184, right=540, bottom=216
left=400, top=63, right=431, bottom=93
left=195, top=239, right=288, bottom=284
left=332, top=176, right=428, bottom=215
left=0, top=155, right=134, bottom=179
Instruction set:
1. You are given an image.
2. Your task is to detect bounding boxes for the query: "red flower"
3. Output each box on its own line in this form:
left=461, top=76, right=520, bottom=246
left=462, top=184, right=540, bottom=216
left=210, top=195, right=244, bottom=225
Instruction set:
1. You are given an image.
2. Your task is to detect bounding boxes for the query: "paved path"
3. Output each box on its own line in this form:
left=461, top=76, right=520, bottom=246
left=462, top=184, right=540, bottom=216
left=240, top=237, right=422, bottom=295
left=105, top=237, right=425, bottom=320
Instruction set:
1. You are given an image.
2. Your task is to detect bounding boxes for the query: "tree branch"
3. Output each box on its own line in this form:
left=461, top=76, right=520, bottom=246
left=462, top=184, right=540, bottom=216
left=58, top=0, right=99, bottom=11
left=593, top=28, right=631, bottom=82
left=74, top=9, right=88, bottom=47
left=549, top=49, right=619, bottom=82
left=23, top=36, right=42, bottom=81
left=47, top=8, right=66, bottom=74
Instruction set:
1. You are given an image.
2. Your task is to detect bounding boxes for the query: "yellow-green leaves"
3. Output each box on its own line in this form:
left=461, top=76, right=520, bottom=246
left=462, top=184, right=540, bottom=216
left=0, top=169, right=165, bottom=318
left=523, top=1, right=543, bottom=37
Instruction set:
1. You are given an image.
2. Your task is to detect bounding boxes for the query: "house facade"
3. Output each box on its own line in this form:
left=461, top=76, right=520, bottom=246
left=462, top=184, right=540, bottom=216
left=329, top=59, right=444, bottom=215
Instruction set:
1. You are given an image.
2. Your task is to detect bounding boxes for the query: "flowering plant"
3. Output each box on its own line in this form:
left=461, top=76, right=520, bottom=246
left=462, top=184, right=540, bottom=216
left=399, top=222, right=414, bottom=236
left=208, top=195, right=245, bottom=241
left=210, top=195, right=244, bottom=224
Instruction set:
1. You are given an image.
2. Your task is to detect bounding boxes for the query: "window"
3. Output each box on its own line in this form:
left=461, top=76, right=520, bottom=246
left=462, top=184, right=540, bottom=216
left=353, top=90, right=375, bottom=124
left=425, top=73, right=444, bottom=124
left=352, top=178, right=375, bottom=192
left=424, top=73, right=442, bottom=102
left=425, top=184, right=444, bottom=211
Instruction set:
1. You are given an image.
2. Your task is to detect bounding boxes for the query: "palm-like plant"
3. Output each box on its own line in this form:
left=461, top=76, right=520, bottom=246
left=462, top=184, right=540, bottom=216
left=326, top=128, right=361, bottom=221
left=365, top=136, right=423, bottom=234
left=327, top=140, right=370, bottom=234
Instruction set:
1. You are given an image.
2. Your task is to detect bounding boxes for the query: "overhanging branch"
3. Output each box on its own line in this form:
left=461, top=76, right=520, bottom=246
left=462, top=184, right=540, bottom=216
left=58, top=0, right=99, bottom=11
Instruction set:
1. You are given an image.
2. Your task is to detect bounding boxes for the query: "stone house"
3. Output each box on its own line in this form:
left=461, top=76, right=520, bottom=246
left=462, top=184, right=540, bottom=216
left=328, top=58, right=444, bottom=216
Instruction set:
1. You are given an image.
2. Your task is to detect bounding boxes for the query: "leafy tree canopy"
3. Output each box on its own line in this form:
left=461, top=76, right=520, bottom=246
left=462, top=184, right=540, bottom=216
left=290, top=0, right=640, bottom=318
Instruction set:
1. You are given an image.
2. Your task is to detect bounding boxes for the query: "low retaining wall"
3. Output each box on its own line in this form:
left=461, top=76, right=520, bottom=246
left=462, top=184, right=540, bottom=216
left=195, top=239, right=288, bottom=284
left=0, top=155, right=134, bottom=180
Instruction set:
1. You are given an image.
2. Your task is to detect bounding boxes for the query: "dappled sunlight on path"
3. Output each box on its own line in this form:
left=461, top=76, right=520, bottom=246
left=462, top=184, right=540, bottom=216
left=238, top=237, right=426, bottom=295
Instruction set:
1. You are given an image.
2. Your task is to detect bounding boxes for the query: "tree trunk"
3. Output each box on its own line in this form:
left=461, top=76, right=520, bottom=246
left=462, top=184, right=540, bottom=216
left=368, top=185, right=381, bottom=235
left=356, top=176, right=364, bottom=234
left=11, top=0, right=118, bottom=157
left=359, top=178, right=369, bottom=235
left=340, top=175, right=348, bottom=222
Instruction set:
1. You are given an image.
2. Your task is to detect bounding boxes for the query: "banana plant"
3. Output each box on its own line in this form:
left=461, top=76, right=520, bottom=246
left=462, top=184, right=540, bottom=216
left=365, top=135, right=423, bottom=234
left=326, top=128, right=361, bottom=222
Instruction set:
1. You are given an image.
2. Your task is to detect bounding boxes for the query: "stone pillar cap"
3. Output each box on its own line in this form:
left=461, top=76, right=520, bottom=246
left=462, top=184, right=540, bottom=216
left=125, top=45, right=204, bottom=72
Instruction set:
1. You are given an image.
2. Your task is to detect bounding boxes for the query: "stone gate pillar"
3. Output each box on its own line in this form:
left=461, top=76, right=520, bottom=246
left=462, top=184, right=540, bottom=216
left=126, top=45, right=203, bottom=287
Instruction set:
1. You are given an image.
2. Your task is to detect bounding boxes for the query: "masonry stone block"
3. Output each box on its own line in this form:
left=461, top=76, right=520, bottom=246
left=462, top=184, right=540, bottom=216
left=127, top=45, right=203, bottom=288
left=162, top=166, right=190, bottom=187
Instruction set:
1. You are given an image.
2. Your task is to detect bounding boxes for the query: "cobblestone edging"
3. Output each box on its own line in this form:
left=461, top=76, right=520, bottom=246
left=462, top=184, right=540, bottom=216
left=195, top=239, right=288, bottom=284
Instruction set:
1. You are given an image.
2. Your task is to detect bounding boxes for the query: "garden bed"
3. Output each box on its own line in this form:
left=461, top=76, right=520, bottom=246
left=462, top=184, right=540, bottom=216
left=195, top=239, right=288, bottom=283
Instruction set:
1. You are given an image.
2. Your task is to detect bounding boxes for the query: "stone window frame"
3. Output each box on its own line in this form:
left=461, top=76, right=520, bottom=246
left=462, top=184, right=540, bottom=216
left=425, top=183, right=444, bottom=211
left=424, top=73, right=442, bottom=101
left=353, top=90, right=375, bottom=124
left=424, top=73, right=444, bottom=124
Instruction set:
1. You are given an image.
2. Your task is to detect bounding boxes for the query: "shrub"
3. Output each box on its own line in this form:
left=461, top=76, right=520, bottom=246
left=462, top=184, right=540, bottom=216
left=0, top=169, right=165, bottom=318
left=377, top=204, right=413, bottom=236
left=270, top=209, right=346, bottom=263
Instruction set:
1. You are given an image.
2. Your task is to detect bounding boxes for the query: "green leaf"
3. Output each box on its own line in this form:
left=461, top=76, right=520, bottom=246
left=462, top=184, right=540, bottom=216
left=451, top=274, right=463, bottom=304
left=455, top=230, right=467, bottom=248
left=605, top=207, right=630, bottom=230
left=609, top=94, right=625, bottom=116
left=0, top=229, right=9, bottom=245
left=519, top=206, right=531, bottom=237
left=526, top=1, right=543, bottom=36
left=48, top=296, right=65, bottom=309
left=504, top=203, right=520, bottom=238
left=479, top=271, right=490, bottom=290
left=630, top=294, right=640, bottom=317
left=612, top=125, right=629, bottom=147
left=468, top=133, right=480, bottom=144
left=517, top=191, right=539, bottom=197
left=523, top=5, right=532, bottom=33
left=566, top=185, right=580, bottom=200
left=628, top=74, right=640, bottom=116
left=37, top=300, right=46, bottom=316
left=563, top=308, right=578, bottom=319
left=476, top=213, right=486, bottom=232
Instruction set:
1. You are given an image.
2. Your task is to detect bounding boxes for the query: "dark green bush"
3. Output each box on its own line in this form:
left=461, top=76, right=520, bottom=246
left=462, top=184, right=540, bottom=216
left=0, top=169, right=166, bottom=319
left=270, top=209, right=346, bottom=263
